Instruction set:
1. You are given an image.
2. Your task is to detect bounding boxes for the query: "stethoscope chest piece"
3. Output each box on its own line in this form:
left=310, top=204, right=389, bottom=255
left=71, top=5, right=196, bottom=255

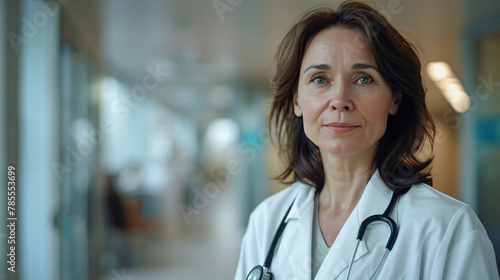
left=246, top=265, right=273, bottom=280
left=246, top=198, right=296, bottom=280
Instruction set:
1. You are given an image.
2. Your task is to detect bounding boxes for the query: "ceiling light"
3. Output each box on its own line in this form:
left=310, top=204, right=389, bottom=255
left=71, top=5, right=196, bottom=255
left=426, top=62, right=470, bottom=113
left=427, top=62, right=452, bottom=81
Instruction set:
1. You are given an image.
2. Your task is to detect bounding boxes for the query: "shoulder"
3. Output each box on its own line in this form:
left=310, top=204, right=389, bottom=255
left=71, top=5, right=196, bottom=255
left=235, top=182, right=312, bottom=280
left=401, top=183, right=466, bottom=216
left=248, top=181, right=312, bottom=225
left=399, top=185, right=499, bottom=278
left=239, top=181, right=313, bottom=264
left=398, top=183, right=485, bottom=235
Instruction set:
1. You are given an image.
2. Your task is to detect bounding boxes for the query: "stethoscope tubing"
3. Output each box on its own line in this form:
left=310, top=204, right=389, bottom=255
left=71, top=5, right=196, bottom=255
left=357, top=192, right=399, bottom=250
left=345, top=192, right=400, bottom=280
left=263, top=198, right=295, bottom=268
left=246, top=192, right=400, bottom=280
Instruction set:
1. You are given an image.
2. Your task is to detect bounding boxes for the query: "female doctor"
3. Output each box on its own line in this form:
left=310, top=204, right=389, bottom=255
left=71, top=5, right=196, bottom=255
left=235, top=1, right=499, bottom=280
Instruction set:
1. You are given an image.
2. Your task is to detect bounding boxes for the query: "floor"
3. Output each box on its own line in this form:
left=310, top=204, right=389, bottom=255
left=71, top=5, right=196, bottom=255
left=102, top=223, right=243, bottom=280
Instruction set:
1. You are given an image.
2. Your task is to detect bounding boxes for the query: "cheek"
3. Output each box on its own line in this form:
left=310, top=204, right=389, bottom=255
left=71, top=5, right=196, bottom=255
left=358, top=94, right=392, bottom=120
left=357, top=96, right=392, bottom=138
left=300, top=95, right=325, bottom=118
left=299, top=96, right=325, bottom=124
left=297, top=96, right=326, bottom=141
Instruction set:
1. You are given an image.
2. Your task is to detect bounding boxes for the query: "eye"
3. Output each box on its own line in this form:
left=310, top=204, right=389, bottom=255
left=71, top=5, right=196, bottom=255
left=356, top=75, right=373, bottom=85
left=312, top=76, right=327, bottom=84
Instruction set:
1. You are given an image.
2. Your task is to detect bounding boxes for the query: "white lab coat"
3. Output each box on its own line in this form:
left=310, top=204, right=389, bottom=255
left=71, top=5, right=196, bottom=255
left=235, top=170, right=499, bottom=280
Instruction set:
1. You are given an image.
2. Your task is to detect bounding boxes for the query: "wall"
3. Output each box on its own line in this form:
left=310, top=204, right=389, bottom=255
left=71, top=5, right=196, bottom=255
left=18, top=0, right=60, bottom=279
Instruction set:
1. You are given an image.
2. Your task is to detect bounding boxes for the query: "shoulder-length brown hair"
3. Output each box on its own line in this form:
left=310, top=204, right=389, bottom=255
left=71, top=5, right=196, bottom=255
left=269, top=1, right=436, bottom=194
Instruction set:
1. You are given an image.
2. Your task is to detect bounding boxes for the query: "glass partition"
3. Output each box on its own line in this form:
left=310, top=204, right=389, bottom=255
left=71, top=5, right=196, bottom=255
left=474, top=30, right=500, bottom=271
left=464, top=18, right=500, bottom=274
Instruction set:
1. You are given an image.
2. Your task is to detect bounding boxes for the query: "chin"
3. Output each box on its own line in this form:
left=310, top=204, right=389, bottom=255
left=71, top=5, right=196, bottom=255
left=321, top=144, right=357, bottom=156
left=320, top=141, right=378, bottom=159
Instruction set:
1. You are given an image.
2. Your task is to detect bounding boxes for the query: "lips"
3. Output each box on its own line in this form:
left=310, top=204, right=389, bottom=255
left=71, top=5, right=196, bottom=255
left=323, top=122, right=360, bottom=133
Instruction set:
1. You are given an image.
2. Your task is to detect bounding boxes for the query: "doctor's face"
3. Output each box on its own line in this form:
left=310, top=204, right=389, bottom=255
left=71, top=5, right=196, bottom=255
left=294, top=27, right=401, bottom=157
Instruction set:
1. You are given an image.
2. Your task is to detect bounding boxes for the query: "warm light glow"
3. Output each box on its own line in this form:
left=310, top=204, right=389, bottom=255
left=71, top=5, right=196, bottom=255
left=427, top=62, right=470, bottom=113
left=427, top=62, right=452, bottom=81
left=449, top=90, right=470, bottom=113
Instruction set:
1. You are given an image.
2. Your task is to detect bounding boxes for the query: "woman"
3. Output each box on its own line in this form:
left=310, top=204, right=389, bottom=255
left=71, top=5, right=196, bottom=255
left=235, top=1, right=499, bottom=280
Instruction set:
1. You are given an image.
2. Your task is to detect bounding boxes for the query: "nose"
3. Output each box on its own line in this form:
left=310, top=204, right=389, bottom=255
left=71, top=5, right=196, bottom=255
left=329, top=84, right=353, bottom=111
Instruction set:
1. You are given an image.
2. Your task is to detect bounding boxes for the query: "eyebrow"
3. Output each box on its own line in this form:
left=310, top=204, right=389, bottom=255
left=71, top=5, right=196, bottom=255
left=303, top=62, right=380, bottom=74
left=303, top=63, right=331, bottom=74
left=352, top=63, right=380, bottom=72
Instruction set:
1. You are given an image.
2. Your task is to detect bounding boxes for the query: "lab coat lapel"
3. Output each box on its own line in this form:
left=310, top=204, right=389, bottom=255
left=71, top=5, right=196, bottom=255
left=281, top=185, right=316, bottom=280
left=314, top=170, right=394, bottom=280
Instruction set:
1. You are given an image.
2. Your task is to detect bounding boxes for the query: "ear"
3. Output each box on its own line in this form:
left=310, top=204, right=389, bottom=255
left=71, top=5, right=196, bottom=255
left=389, top=91, right=402, bottom=115
left=293, top=90, right=303, bottom=117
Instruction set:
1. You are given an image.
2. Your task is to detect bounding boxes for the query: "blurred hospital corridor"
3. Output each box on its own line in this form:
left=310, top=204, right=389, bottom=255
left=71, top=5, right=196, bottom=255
left=1, top=0, right=500, bottom=279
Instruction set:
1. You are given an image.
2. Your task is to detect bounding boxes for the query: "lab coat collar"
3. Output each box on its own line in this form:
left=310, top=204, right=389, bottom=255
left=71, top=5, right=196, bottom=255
left=357, top=169, right=397, bottom=225
left=282, top=170, right=396, bottom=279
left=282, top=183, right=315, bottom=279
left=285, top=182, right=315, bottom=222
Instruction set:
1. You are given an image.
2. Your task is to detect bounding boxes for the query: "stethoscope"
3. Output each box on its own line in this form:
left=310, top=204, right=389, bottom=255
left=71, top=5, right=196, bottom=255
left=246, top=192, right=400, bottom=280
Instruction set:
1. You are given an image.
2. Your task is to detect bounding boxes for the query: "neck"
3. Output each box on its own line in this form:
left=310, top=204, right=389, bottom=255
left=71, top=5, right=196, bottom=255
left=318, top=148, right=376, bottom=211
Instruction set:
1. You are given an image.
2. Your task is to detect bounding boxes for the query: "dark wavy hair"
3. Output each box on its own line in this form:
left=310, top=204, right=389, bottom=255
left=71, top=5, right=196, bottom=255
left=269, top=1, right=436, bottom=194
